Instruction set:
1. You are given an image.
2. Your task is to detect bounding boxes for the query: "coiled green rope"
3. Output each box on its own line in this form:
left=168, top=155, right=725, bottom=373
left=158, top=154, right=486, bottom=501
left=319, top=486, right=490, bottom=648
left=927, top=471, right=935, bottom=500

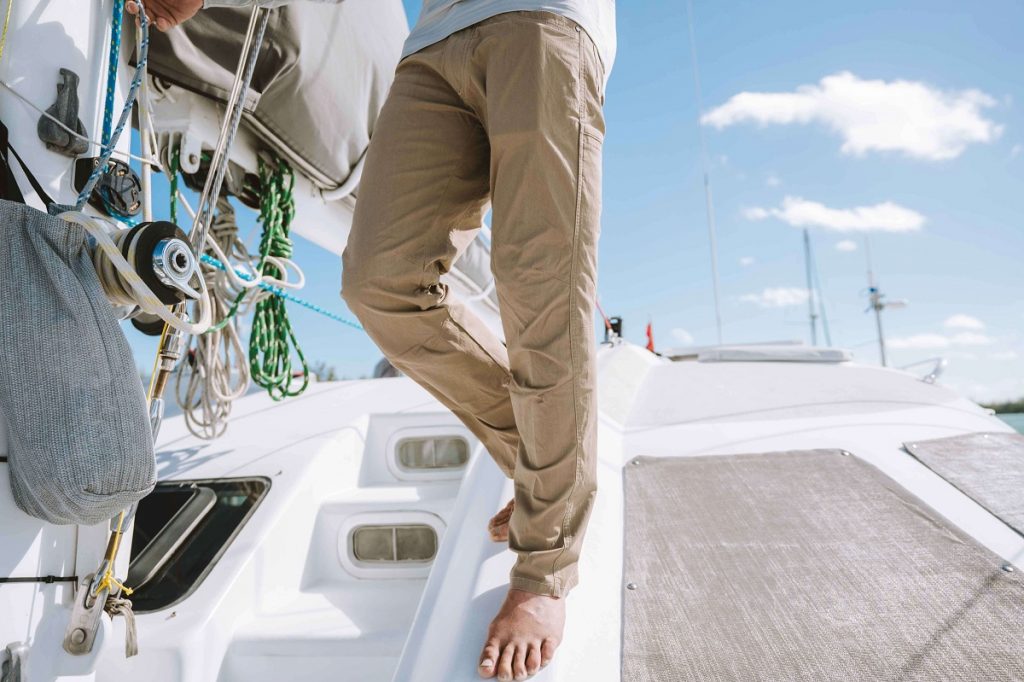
left=248, top=155, right=309, bottom=400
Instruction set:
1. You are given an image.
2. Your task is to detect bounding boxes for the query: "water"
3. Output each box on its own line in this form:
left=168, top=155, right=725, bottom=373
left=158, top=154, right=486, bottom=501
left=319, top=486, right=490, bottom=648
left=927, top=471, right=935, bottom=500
left=998, top=413, right=1024, bottom=434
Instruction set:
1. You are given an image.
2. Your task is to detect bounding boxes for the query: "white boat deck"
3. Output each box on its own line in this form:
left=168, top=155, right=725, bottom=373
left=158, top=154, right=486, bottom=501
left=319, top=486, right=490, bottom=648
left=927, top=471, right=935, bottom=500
left=85, top=342, right=1022, bottom=681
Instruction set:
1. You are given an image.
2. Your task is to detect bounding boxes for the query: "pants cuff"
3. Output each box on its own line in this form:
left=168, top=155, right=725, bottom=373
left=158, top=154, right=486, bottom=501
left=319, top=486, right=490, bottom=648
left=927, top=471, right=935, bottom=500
left=509, top=573, right=577, bottom=598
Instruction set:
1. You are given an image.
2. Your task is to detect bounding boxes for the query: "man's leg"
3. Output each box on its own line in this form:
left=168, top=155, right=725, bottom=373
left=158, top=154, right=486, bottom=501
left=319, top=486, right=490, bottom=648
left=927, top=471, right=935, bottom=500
left=462, top=11, right=606, bottom=681
left=342, top=42, right=519, bottom=479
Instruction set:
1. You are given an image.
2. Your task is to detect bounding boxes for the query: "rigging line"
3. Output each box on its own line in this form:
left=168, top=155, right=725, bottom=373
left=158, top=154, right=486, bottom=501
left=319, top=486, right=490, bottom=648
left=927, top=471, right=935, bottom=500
left=0, top=80, right=163, bottom=168
left=0, top=0, right=13, bottom=62
left=200, top=253, right=363, bottom=331
left=810, top=233, right=833, bottom=346
left=102, top=0, right=126, bottom=146
left=73, top=1, right=150, bottom=210
left=189, top=5, right=269, bottom=255
left=685, top=0, right=724, bottom=345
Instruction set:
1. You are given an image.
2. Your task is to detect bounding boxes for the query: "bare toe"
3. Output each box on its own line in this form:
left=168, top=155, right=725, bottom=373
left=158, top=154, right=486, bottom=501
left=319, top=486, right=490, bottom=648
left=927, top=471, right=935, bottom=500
left=540, top=637, right=559, bottom=667
left=526, top=643, right=542, bottom=675
left=497, top=643, right=516, bottom=681
left=512, top=644, right=528, bottom=680
left=479, top=638, right=500, bottom=678
left=487, top=499, right=515, bottom=542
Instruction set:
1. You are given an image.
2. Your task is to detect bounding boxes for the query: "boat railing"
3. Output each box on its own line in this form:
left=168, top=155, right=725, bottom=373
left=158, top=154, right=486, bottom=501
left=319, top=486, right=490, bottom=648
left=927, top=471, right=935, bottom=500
left=898, top=356, right=948, bottom=384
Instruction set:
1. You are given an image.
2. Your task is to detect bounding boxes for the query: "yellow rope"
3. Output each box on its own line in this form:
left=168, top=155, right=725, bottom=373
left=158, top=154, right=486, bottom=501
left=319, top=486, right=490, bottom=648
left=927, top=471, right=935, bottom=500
left=92, top=510, right=134, bottom=598
left=0, top=0, right=13, bottom=63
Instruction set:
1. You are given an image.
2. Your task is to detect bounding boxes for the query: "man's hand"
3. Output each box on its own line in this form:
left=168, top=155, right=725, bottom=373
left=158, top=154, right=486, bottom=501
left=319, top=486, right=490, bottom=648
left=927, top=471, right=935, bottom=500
left=127, top=0, right=204, bottom=32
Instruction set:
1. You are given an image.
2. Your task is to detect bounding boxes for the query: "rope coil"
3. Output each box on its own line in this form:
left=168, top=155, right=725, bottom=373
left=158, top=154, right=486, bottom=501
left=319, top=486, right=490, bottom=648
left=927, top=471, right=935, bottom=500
left=176, top=198, right=252, bottom=439
left=247, top=155, right=309, bottom=400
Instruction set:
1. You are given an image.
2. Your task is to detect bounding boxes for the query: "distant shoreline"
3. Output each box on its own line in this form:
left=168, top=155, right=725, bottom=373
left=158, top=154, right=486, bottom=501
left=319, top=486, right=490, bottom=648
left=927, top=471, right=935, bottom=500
left=998, top=413, right=1024, bottom=434
left=982, top=399, right=1024, bottom=413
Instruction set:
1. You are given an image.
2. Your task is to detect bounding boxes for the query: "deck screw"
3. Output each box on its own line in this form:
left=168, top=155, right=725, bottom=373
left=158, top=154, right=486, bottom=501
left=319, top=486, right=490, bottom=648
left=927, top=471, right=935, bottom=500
left=1002, top=564, right=1015, bottom=573
left=626, top=582, right=638, bottom=590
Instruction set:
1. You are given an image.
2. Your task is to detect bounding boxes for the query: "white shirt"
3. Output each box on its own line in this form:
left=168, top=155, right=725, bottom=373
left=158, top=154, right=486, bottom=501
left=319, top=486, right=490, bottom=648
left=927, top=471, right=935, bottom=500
left=206, top=0, right=616, bottom=82
left=405, top=1, right=616, bottom=81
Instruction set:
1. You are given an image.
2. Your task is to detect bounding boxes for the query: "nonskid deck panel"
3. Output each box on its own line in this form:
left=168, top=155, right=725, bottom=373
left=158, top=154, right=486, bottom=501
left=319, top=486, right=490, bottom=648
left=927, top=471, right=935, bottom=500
left=622, top=450, right=1024, bottom=681
left=905, top=432, right=1024, bottom=538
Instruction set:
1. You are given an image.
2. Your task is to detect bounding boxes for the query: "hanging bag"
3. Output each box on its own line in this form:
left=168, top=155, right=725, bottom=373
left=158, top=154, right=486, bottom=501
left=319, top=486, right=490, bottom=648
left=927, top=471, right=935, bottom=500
left=0, top=199, right=155, bottom=525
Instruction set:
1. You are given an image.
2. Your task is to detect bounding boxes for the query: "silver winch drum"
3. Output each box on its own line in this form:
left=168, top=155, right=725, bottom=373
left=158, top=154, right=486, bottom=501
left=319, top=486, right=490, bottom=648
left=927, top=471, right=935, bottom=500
left=143, top=0, right=408, bottom=193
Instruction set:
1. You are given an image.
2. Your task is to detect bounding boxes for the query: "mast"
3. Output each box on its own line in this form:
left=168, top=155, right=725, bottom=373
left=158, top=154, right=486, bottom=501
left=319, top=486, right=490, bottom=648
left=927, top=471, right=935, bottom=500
left=803, top=229, right=818, bottom=345
left=864, top=237, right=907, bottom=367
left=685, top=0, right=724, bottom=345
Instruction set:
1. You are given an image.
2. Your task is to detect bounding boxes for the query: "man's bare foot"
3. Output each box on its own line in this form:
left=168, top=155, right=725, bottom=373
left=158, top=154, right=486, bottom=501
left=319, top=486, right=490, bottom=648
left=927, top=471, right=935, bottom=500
left=488, top=499, right=514, bottom=542
left=478, top=588, right=564, bottom=680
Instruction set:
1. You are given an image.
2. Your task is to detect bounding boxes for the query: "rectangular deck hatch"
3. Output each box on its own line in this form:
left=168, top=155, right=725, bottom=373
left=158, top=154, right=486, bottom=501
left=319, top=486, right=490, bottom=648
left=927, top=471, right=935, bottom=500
left=352, top=524, right=437, bottom=563
left=396, top=436, right=469, bottom=471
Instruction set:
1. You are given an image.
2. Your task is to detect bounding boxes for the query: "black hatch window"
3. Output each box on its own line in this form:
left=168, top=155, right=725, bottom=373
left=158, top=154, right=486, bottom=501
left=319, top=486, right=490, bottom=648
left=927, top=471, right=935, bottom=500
left=127, top=477, right=269, bottom=613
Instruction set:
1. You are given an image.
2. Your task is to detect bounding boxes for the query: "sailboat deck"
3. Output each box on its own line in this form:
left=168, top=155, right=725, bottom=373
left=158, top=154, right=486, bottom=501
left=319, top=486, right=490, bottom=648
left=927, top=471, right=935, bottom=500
left=622, top=450, right=1024, bottom=681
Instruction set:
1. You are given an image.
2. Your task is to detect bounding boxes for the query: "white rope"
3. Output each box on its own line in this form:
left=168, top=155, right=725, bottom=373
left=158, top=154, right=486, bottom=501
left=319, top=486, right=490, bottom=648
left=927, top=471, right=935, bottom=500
left=174, top=198, right=306, bottom=439
left=61, top=211, right=212, bottom=335
left=0, top=78, right=164, bottom=169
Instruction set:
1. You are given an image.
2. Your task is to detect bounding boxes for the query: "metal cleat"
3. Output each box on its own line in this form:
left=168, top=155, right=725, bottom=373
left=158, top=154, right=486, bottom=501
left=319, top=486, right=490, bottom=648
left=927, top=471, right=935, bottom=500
left=62, top=573, right=108, bottom=656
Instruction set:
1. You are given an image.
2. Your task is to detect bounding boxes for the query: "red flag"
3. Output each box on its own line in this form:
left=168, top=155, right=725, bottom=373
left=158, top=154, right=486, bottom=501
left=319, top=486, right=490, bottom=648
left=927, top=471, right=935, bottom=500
left=645, top=321, right=655, bottom=352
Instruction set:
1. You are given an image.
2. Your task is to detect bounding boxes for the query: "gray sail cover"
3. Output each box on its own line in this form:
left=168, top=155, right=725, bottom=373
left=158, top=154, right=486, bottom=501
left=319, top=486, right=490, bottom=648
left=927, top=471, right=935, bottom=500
left=146, top=0, right=408, bottom=190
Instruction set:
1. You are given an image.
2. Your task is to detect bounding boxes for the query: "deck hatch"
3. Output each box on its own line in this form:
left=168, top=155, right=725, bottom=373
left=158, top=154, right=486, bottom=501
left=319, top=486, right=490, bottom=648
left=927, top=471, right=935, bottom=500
left=351, top=524, right=437, bottom=563
left=127, top=477, right=270, bottom=613
left=622, top=450, right=1024, bottom=681
left=396, top=436, right=469, bottom=471
left=905, top=432, right=1024, bottom=537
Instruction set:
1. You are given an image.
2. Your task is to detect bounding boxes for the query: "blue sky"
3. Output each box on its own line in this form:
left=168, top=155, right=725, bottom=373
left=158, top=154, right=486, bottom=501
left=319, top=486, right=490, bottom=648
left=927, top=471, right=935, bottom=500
left=129, top=0, right=1023, bottom=402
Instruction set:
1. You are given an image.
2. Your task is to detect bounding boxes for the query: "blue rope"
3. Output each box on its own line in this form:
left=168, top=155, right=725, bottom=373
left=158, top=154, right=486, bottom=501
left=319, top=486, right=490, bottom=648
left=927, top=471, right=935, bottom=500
left=102, top=0, right=125, bottom=146
left=199, top=253, right=365, bottom=332
left=72, top=0, right=148, bottom=212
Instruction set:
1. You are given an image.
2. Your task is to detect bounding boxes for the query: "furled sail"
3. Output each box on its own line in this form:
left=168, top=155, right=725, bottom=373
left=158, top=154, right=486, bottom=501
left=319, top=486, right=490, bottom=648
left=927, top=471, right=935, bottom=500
left=145, top=0, right=408, bottom=191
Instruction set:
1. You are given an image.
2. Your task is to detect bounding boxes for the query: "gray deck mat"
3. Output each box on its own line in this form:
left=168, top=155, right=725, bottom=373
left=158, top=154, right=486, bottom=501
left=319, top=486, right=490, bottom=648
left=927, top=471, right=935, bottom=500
left=905, top=432, right=1024, bottom=537
left=622, top=450, right=1024, bottom=681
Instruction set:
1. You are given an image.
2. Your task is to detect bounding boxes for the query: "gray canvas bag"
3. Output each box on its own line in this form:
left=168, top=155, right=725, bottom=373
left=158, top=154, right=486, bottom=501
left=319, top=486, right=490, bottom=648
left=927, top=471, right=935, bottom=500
left=0, top=200, right=155, bottom=525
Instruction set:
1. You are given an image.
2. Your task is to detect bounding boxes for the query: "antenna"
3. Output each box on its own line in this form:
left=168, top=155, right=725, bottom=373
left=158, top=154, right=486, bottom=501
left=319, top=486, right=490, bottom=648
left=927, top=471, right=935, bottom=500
left=803, top=229, right=818, bottom=345
left=685, top=0, right=723, bottom=345
left=864, top=237, right=907, bottom=366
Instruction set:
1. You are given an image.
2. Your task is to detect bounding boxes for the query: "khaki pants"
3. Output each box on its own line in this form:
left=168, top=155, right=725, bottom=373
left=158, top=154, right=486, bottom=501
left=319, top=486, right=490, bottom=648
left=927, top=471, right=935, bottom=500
left=341, top=11, right=605, bottom=597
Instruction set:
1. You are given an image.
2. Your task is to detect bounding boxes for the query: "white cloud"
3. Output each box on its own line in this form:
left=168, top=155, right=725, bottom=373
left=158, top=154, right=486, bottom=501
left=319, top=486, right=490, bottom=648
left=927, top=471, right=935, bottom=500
left=739, top=256, right=756, bottom=267
left=950, top=332, right=993, bottom=346
left=740, top=287, right=809, bottom=308
left=835, top=239, right=858, bottom=252
left=671, top=328, right=695, bottom=344
left=1012, top=144, right=1022, bottom=159
left=702, top=71, right=1002, bottom=161
left=765, top=174, right=782, bottom=187
left=743, top=196, right=925, bottom=233
left=943, top=314, right=985, bottom=331
left=888, top=333, right=951, bottom=350
left=993, top=350, right=1019, bottom=360
left=887, top=331, right=993, bottom=350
